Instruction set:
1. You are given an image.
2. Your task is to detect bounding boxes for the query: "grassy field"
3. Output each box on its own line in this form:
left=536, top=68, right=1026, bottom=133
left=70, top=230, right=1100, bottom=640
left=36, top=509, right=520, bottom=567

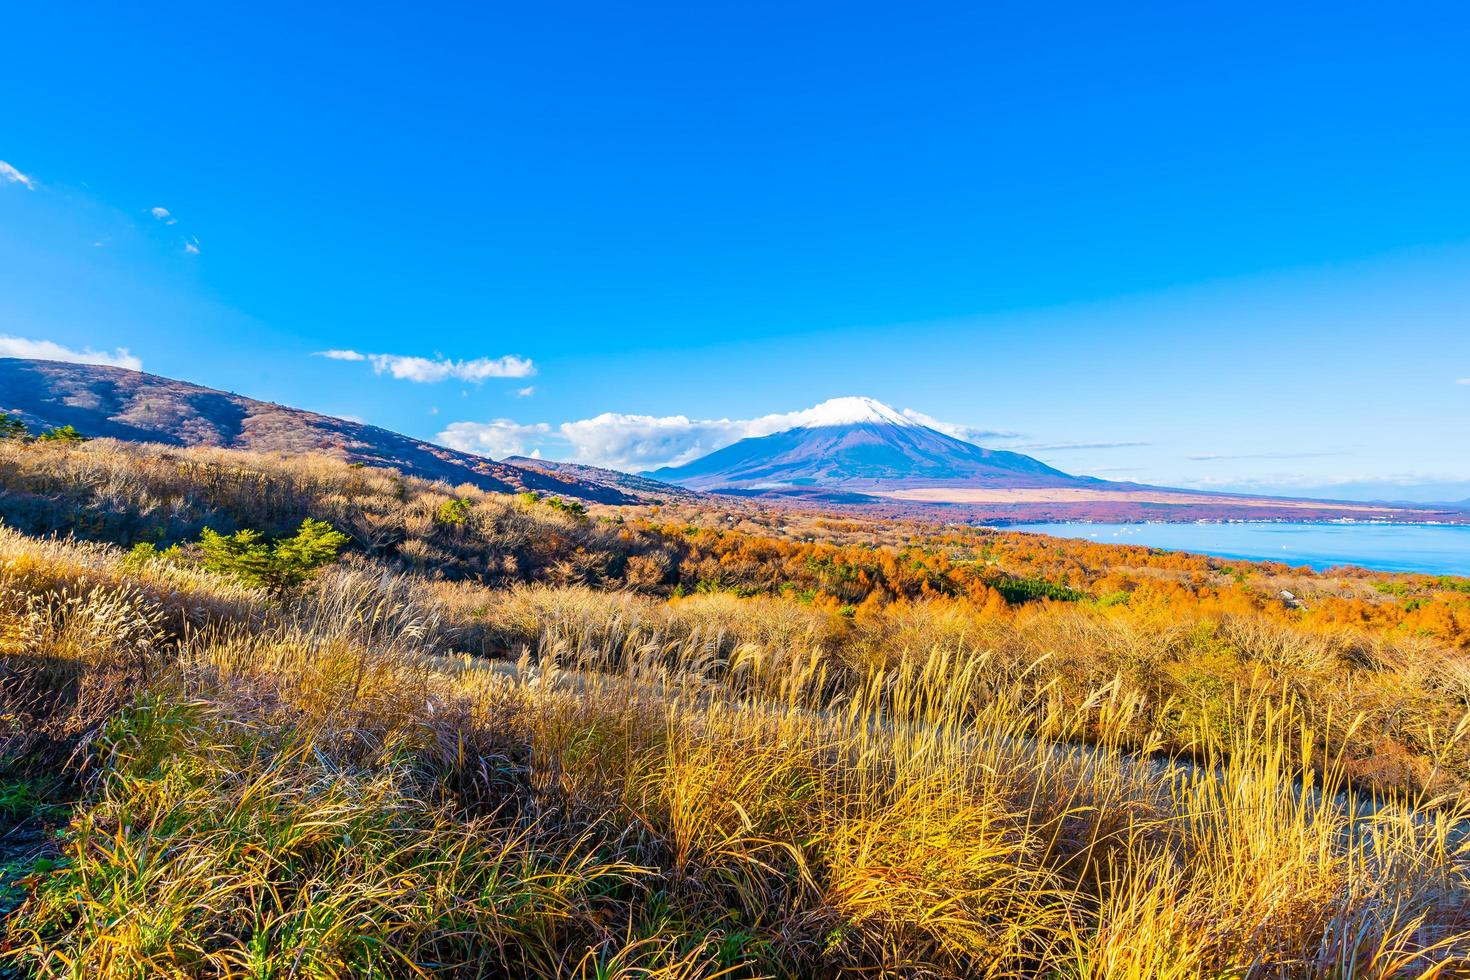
left=4, top=440, right=1470, bottom=977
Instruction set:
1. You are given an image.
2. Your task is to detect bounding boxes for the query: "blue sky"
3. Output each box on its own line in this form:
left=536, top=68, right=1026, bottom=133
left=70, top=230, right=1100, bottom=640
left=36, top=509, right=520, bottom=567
left=2, top=1, right=1468, bottom=498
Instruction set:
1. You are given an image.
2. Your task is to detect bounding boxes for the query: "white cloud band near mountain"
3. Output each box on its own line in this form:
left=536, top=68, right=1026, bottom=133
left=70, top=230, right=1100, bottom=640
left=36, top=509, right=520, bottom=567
left=0, top=334, right=141, bottom=370
left=314, top=349, right=535, bottom=382
left=437, top=419, right=551, bottom=459
left=438, top=412, right=767, bottom=468
left=899, top=409, right=1019, bottom=444
left=1008, top=441, right=1152, bottom=452
left=555, top=413, right=765, bottom=470
left=437, top=398, right=1016, bottom=470
left=0, top=160, right=36, bottom=190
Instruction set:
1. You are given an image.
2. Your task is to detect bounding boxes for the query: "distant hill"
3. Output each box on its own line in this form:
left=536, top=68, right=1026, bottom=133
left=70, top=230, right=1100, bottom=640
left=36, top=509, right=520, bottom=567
left=648, top=396, right=1091, bottom=493
left=501, top=456, right=697, bottom=498
left=0, top=358, right=639, bottom=503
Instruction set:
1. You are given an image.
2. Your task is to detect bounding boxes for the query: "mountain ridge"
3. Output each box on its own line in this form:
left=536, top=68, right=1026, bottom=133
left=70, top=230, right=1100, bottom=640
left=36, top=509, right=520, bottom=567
left=5, top=365, right=1459, bottom=524
left=502, top=455, right=702, bottom=499
left=0, top=358, right=644, bottom=503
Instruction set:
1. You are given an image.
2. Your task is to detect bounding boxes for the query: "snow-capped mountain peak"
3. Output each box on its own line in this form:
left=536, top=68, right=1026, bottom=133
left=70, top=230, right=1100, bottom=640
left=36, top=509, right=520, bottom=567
left=793, top=396, right=915, bottom=429
left=650, top=395, right=1080, bottom=491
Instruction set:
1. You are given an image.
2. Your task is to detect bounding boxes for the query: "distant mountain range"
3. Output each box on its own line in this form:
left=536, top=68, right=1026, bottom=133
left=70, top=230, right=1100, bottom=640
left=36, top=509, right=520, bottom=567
left=0, top=358, right=640, bottom=504
left=648, top=396, right=1090, bottom=492
left=3, top=360, right=1463, bottom=524
left=645, top=395, right=1469, bottom=523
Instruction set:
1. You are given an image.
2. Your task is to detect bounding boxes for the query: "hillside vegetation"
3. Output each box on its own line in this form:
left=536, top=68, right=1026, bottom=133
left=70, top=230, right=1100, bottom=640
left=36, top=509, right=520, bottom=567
left=4, top=439, right=1470, bottom=977
left=0, top=358, right=639, bottom=502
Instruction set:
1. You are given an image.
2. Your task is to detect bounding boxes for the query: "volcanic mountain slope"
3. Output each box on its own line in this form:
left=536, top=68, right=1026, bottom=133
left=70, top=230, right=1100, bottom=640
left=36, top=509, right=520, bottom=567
left=648, top=396, right=1093, bottom=493
left=0, top=358, right=640, bottom=503
left=502, top=455, right=700, bottom=499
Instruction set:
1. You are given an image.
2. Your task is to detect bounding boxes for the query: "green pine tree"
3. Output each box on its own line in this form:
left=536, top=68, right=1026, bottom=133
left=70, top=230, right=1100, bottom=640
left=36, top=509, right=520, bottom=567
left=37, top=424, right=87, bottom=443
left=198, top=518, right=350, bottom=599
left=0, top=413, right=29, bottom=440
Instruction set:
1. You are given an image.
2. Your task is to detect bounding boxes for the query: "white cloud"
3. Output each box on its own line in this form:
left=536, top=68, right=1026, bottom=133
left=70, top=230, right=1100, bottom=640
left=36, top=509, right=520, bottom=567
left=1174, top=473, right=1470, bottom=502
left=437, top=411, right=765, bottom=471
left=315, top=349, right=535, bottom=382
left=183, top=240, right=200, bottom=255
left=899, top=409, right=1019, bottom=443
left=554, top=401, right=1011, bottom=471
left=515, top=386, right=536, bottom=398
left=0, top=334, right=142, bottom=370
left=1187, top=450, right=1348, bottom=462
left=438, top=397, right=1009, bottom=472
left=1010, top=441, right=1151, bottom=452
left=437, top=419, right=550, bottom=458
left=0, top=160, right=35, bottom=190
left=151, top=206, right=177, bottom=225
left=368, top=353, right=535, bottom=383
left=553, top=412, right=757, bottom=470
left=1457, top=378, right=1470, bottom=385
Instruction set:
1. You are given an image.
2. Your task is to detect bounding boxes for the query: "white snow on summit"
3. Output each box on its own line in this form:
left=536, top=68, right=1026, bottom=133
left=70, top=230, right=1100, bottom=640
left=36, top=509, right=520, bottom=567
left=792, top=396, right=916, bottom=429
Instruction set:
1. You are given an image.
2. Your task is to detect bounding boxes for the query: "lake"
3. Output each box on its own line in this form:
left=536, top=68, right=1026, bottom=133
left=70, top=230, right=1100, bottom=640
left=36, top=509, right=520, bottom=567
left=1004, top=522, right=1470, bottom=576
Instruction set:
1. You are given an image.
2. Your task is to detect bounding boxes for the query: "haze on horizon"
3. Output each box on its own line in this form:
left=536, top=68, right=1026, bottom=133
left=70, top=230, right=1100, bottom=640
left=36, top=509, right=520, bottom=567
left=2, top=2, right=1468, bottom=502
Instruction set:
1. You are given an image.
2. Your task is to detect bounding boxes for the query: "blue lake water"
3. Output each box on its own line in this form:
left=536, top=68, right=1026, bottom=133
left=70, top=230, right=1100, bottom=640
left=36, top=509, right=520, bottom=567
left=1004, top=522, right=1470, bottom=576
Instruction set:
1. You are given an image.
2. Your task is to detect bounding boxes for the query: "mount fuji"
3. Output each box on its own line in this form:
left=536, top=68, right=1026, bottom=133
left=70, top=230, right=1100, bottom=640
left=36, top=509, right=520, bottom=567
left=647, top=396, right=1093, bottom=493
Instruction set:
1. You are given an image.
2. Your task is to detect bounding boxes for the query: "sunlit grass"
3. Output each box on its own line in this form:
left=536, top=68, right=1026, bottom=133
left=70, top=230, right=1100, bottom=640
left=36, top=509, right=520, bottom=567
left=3, top=523, right=1470, bottom=977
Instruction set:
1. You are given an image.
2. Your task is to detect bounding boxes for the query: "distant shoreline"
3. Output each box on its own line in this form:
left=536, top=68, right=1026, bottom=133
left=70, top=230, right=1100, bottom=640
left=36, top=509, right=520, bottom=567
left=997, top=520, right=1470, bottom=576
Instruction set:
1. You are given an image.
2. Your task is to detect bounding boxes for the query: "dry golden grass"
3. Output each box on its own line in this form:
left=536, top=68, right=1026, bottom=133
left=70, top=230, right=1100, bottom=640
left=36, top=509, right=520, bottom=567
left=3, top=439, right=1470, bottom=976
left=3, top=525, right=1469, bottom=978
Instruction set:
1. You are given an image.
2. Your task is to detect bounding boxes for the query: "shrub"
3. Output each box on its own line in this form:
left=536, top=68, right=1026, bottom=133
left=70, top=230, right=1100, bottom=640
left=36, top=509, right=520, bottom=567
left=991, top=575, right=1084, bottom=605
left=623, top=551, right=672, bottom=589
left=36, top=425, right=86, bottom=443
left=121, top=541, right=183, bottom=569
left=0, top=413, right=27, bottom=440
left=437, top=497, right=473, bottom=526
left=547, top=496, right=588, bottom=518
left=198, top=517, right=349, bottom=598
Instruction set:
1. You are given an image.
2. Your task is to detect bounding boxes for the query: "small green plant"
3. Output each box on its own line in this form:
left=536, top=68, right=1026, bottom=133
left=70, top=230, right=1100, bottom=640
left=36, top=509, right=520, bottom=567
left=0, top=412, right=28, bottom=440
left=437, top=497, right=473, bottom=526
left=513, top=491, right=586, bottom=517
left=123, top=541, right=183, bottom=568
left=1432, top=576, right=1470, bottom=595
left=198, top=518, right=349, bottom=598
left=545, top=496, right=587, bottom=518
left=991, top=575, right=1085, bottom=605
left=779, top=582, right=819, bottom=604
left=37, top=424, right=87, bottom=443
